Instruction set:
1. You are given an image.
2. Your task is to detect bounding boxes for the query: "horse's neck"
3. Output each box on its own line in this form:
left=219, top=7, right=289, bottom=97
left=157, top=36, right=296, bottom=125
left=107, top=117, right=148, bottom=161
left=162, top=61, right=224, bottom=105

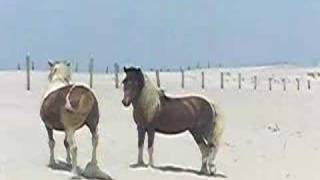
left=133, top=83, right=161, bottom=122
left=43, top=80, right=70, bottom=100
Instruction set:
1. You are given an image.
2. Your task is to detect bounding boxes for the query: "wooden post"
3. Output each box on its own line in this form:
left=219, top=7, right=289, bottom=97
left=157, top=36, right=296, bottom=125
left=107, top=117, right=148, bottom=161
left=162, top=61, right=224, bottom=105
left=296, top=78, right=300, bottom=91
left=307, top=80, right=311, bottom=90
left=282, top=78, right=286, bottom=91
left=114, top=63, right=119, bottom=88
left=17, top=62, right=21, bottom=71
left=253, top=75, right=257, bottom=90
left=26, top=54, right=30, bottom=91
left=220, top=72, right=224, bottom=89
left=238, top=73, right=242, bottom=89
left=268, top=78, right=272, bottom=91
left=105, top=66, right=109, bottom=74
left=201, top=71, right=205, bottom=89
left=156, top=70, right=160, bottom=88
left=89, top=57, right=94, bottom=88
left=75, top=61, right=78, bottom=72
left=181, top=68, right=185, bottom=89
left=31, top=61, right=35, bottom=71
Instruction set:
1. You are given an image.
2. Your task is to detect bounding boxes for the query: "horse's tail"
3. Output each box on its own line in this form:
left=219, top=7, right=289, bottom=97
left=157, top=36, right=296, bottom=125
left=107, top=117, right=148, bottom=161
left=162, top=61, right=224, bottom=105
left=211, top=103, right=225, bottom=148
left=65, top=86, right=95, bottom=115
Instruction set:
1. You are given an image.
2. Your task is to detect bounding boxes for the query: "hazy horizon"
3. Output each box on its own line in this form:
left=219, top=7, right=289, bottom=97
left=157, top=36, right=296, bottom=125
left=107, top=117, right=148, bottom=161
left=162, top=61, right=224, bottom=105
left=1, top=0, right=320, bottom=71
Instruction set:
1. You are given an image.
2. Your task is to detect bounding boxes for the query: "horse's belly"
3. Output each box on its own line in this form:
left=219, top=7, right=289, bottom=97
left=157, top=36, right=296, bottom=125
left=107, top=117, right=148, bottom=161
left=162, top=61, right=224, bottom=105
left=155, top=127, right=188, bottom=134
left=154, top=118, right=192, bottom=134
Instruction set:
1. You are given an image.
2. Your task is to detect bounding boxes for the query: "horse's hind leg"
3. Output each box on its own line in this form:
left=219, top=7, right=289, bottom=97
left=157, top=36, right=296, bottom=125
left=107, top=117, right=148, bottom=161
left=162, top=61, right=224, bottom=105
left=190, top=129, right=210, bottom=174
left=88, top=126, right=99, bottom=165
left=65, top=129, right=80, bottom=176
left=64, top=135, right=71, bottom=164
left=45, top=126, right=57, bottom=168
left=203, top=125, right=219, bottom=175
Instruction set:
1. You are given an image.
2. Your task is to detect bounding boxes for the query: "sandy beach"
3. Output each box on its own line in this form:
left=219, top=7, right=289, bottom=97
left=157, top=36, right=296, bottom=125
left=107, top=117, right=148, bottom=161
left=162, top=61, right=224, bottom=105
left=1, top=66, right=320, bottom=180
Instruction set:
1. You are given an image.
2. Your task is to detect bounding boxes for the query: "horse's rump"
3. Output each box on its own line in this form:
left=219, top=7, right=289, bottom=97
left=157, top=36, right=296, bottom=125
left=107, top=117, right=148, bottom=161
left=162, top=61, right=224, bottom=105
left=40, top=84, right=99, bottom=131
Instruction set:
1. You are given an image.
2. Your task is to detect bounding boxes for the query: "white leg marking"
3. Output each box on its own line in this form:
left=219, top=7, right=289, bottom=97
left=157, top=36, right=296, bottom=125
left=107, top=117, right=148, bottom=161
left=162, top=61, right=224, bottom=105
left=148, top=147, right=154, bottom=167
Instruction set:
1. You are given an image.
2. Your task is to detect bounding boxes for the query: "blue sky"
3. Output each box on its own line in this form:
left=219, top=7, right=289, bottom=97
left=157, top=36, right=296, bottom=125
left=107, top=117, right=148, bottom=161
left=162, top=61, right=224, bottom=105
left=0, top=0, right=320, bottom=71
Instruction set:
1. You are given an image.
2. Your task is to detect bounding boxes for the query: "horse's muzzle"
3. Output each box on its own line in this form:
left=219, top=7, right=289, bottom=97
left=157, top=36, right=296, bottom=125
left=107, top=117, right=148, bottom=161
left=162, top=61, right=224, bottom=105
left=122, top=99, right=130, bottom=107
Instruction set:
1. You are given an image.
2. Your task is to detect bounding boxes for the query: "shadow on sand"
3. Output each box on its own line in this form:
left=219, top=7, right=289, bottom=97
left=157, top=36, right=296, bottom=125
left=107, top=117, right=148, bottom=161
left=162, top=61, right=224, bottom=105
left=48, top=160, right=112, bottom=180
left=152, top=164, right=227, bottom=178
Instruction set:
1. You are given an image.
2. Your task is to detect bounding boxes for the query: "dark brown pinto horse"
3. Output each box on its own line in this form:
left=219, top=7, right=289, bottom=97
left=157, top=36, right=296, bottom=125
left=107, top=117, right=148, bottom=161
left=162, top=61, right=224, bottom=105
left=40, top=61, right=111, bottom=179
left=122, top=67, right=224, bottom=175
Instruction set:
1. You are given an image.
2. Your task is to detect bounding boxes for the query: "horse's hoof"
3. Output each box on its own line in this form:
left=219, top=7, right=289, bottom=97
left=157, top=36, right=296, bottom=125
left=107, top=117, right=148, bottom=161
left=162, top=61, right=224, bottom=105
left=148, top=162, right=155, bottom=168
left=130, top=162, right=148, bottom=168
left=199, top=166, right=210, bottom=176
left=209, top=165, right=217, bottom=175
left=82, top=162, right=112, bottom=180
left=71, top=175, right=82, bottom=179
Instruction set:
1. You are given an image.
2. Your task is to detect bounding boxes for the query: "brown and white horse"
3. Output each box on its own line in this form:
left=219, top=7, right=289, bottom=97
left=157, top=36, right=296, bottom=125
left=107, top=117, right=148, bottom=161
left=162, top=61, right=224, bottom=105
left=40, top=61, right=111, bottom=179
left=122, top=67, right=224, bottom=175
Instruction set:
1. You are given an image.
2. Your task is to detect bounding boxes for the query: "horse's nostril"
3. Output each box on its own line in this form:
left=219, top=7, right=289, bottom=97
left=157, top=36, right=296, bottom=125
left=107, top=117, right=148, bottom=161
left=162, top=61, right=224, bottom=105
left=122, top=99, right=128, bottom=106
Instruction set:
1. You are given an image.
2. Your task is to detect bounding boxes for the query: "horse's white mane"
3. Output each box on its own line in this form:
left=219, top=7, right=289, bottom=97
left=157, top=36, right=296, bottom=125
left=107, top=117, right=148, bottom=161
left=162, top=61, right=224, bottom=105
left=135, top=74, right=161, bottom=122
left=43, top=62, right=72, bottom=100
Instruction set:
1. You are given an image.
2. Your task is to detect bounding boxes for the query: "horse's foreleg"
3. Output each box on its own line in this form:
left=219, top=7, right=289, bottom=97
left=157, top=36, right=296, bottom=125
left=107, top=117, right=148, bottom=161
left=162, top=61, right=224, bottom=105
left=147, top=129, right=155, bottom=167
left=46, top=126, right=56, bottom=167
left=137, top=126, right=146, bottom=165
left=66, top=129, right=80, bottom=176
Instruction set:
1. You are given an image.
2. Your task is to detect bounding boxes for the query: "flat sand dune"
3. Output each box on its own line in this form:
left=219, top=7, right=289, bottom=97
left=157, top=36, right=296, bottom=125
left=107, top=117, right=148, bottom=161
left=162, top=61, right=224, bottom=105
left=1, top=66, right=320, bottom=180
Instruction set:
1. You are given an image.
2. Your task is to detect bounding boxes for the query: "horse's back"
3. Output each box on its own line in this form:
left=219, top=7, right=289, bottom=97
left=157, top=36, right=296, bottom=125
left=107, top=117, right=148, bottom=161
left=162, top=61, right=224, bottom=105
left=154, top=95, right=214, bottom=134
left=40, top=85, right=99, bottom=131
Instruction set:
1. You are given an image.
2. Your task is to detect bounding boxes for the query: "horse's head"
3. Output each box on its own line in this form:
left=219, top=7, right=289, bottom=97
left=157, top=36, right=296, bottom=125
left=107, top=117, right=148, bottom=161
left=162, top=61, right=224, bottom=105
left=48, top=60, right=72, bottom=83
left=122, top=66, right=145, bottom=107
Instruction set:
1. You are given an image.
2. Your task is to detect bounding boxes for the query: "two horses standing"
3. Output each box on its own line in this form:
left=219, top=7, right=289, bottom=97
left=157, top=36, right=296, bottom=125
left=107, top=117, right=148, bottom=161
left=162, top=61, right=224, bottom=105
left=40, top=61, right=224, bottom=179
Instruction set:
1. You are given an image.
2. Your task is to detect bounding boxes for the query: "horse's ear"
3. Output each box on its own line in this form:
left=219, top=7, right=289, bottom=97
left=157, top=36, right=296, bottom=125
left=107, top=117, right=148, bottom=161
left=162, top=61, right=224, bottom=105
left=123, top=66, right=128, bottom=73
left=66, top=62, right=71, bottom=67
left=48, top=60, right=54, bottom=68
left=137, top=67, right=141, bottom=72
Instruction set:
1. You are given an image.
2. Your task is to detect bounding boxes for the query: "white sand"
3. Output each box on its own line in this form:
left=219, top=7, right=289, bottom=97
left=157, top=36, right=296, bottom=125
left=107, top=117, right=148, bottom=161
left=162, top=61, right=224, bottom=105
left=0, top=66, right=320, bottom=180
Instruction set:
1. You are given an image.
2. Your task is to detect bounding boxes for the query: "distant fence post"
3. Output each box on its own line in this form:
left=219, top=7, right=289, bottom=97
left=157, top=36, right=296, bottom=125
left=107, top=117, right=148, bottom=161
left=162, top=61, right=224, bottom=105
left=31, top=61, right=35, bottom=71
left=238, top=73, right=242, bottom=89
left=26, top=54, right=30, bottom=91
left=268, top=78, right=272, bottom=91
left=201, top=71, right=205, bottom=89
left=105, top=66, right=109, bottom=74
left=181, top=68, right=185, bottom=89
left=89, top=57, right=94, bottom=88
left=253, top=75, right=257, bottom=90
left=296, top=78, right=300, bottom=91
left=114, top=63, right=119, bottom=88
left=307, top=80, right=311, bottom=90
left=75, top=61, right=78, bottom=72
left=17, top=62, right=21, bottom=71
left=220, top=72, right=224, bottom=89
left=282, top=78, right=286, bottom=91
left=156, top=70, right=160, bottom=88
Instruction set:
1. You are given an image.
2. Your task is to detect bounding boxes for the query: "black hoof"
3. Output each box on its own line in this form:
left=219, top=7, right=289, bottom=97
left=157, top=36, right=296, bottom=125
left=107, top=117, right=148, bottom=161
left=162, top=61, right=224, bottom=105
left=130, top=162, right=148, bottom=168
